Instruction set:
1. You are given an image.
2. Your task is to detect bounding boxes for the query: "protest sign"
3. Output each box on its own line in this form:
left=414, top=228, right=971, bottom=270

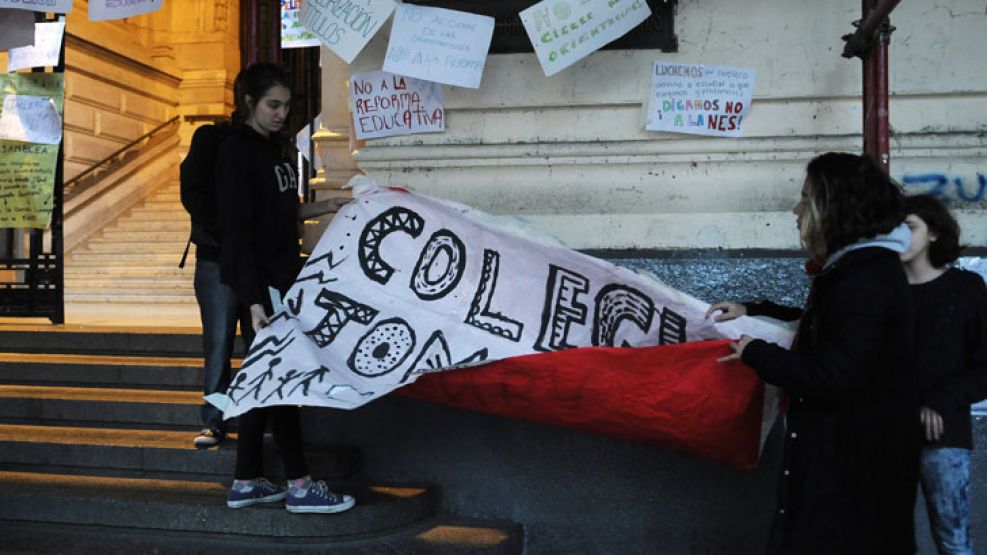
left=8, top=20, right=63, bottom=71
left=0, top=0, right=71, bottom=13
left=282, top=0, right=320, bottom=49
left=212, top=183, right=791, bottom=467
left=520, top=0, right=651, bottom=77
left=350, top=70, right=444, bottom=139
left=216, top=182, right=793, bottom=420
left=89, top=0, right=161, bottom=21
left=383, top=4, right=494, bottom=89
left=0, top=8, right=35, bottom=51
left=0, top=73, right=63, bottom=229
left=0, top=95, right=62, bottom=144
left=299, top=0, right=396, bottom=63
left=646, top=62, right=756, bottom=138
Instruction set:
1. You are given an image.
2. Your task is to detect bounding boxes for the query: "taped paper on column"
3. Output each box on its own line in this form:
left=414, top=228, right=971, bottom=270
left=0, top=72, right=63, bottom=229
left=0, top=95, right=62, bottom=144
left=7, top=20, right=63, bottom=72
left=216, top=181, right=794, bottom=468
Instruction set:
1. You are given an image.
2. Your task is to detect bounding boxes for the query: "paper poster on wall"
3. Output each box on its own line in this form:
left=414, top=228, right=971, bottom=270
left=89, top=0, right=161, bottom=21
left=0, top=0, right=71, bottom=13
left=299, top=0, right=396, bottom=63
left=383, top=4, right=494, bottom=89
left=0, top=73, right=63, bottom=229
left=7, top=20, right=64, bottom=71
left=282, top=0, right=320, bottom=49
left=0, top=8, right=35, bottom=51
left=645, top=62, right=756, bottom=138
left=0, top=95, right=62, bottom=144
left=350, top=70, right=444, bottom=140
left=520, top=0, right=651, bottom=77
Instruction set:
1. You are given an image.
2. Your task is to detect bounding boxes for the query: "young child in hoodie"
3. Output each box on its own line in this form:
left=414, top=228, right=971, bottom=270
left=901, top=194, right=987, bottom=555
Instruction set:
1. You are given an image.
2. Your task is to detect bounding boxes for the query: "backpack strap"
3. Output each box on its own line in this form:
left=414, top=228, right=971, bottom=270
left=178, top=236, right=192, bottom=269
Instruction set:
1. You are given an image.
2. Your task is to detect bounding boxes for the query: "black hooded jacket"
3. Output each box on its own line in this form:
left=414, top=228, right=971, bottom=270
left=742, top=247, right=920, bottom=555
left=215, top=124, right=301, bottom=307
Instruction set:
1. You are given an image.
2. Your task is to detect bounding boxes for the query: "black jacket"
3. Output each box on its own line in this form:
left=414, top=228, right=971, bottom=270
left=912, top=267, right=987, bottom=449
left=216, top=124, right=301, bottom=308
left=742, top=248, right=920, bottom=555
left=180, top=123, right=235, bottom=261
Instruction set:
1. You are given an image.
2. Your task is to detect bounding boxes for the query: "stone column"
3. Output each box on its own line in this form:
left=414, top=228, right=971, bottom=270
left=305, top=46, right=360, bottom=250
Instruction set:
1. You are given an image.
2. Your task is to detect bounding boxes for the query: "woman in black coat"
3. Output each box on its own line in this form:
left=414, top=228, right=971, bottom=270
left=711, top=153, right=921, bottom=554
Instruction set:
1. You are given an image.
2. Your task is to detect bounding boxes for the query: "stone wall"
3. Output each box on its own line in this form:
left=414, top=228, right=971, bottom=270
left=319, top=0, right=987, bottom=251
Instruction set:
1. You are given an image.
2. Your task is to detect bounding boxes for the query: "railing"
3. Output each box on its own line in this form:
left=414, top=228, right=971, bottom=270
left=63, top=115, right=181, bottom=204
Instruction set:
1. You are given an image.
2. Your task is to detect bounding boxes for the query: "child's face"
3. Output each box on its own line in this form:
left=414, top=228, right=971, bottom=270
left=900, top=214, right=935, bottom=265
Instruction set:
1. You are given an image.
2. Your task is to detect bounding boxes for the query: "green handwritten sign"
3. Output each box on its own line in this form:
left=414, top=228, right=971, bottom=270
left=0, top=72, right=63, bottom=229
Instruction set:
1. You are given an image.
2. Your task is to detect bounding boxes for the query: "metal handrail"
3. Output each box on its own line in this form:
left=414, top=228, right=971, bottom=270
left=63, top=115, right=181, bottom=201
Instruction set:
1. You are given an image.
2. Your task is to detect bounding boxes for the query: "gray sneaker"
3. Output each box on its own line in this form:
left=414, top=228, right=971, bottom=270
left=194, top=428, right=224, bottom=449
left=227, top=478, right=287, bottom=509
left=286, top=480, right=355, bottom=514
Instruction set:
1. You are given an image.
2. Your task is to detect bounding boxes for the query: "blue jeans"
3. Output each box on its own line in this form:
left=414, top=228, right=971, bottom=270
left=193, top=259, right=245, bottom=432
left=919, top=446, right=973, bottom=555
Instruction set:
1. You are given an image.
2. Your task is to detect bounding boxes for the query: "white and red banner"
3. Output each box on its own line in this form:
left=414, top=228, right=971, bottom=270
left=218, top=182, right=792, bottom=468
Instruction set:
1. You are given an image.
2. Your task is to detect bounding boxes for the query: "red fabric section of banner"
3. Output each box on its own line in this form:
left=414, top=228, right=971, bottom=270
left=401, top=339, right=764, bottom=470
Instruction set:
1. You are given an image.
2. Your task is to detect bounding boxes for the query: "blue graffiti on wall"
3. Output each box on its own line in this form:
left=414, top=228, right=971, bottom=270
left=900, top=173, right=987, bottom=204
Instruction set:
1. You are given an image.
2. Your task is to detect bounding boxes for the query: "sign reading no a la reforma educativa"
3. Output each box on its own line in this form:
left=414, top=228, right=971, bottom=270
left=646, top=62, right=756, bottom=138
left=350, top=70, right=444, bottom=140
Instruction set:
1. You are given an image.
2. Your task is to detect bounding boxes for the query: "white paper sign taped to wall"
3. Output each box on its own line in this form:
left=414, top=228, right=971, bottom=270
left=299, top=0, right=396, bottom=63
left=7, top=20, right=63, bottom=71
left=0, top=94, right=63, bottom=145
left=520, top=0, right=651, bottom=77
left=383, top=4, right=494, bottom=89
left=646, top=62, right=756, bottom=138
left=349, top=70, right=444, bottom=140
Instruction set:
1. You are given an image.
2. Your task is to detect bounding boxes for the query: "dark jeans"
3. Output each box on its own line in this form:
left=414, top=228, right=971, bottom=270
left=193, top=259, right=246, bottom=433
left=230, top=284, right=309, bottom=481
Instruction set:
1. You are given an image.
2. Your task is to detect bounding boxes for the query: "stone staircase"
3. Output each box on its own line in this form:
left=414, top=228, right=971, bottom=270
left=65, top=181, right=199, bottom=325
left=0, top=326, right=522, bottom=553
